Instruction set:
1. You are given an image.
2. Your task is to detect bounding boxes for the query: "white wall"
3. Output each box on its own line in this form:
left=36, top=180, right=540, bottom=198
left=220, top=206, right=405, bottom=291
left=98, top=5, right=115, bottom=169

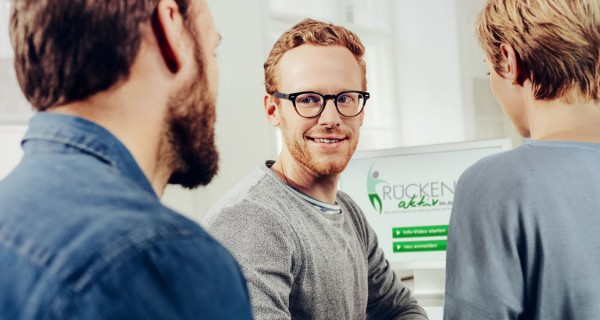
left=393, top=0, right=465, bottom=146
left=390, top=0, right=517, bottom=148
left=456, top=0, right=522, bottom=145
left=0, top=125, right=25, bottom=180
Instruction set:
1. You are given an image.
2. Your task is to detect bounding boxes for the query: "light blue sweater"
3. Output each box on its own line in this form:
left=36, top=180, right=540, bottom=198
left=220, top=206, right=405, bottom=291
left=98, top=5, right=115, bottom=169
left=444, top=140, right=600, bottom=319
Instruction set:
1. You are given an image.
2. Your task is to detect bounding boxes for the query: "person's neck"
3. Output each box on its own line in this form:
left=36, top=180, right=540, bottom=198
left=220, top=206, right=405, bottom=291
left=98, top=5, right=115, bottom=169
left=270, top=156, right=339, bottom=205
left=49, top=80, right=172, bottom=197
left=527, top=96, right=600, bottom=143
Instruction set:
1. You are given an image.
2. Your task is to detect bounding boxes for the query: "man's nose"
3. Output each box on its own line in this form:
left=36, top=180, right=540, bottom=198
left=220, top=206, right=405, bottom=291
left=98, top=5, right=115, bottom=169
left=317, top=99, right=342, bottom=126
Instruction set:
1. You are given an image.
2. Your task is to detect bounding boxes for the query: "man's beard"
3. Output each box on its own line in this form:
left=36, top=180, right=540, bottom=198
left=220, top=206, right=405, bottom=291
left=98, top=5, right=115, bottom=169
left=165, top=37, right=219, bottom=189
left=280, top=114, right=357, bottom=177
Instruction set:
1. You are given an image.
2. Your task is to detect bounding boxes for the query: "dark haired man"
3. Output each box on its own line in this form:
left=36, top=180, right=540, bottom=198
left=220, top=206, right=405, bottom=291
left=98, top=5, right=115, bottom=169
left=0, top=0, right=252, bottom=319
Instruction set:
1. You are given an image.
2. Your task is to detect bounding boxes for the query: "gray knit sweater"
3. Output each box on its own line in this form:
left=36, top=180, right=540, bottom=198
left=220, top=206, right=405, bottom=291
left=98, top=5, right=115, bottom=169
left=204, top=161, right=428, bottom=320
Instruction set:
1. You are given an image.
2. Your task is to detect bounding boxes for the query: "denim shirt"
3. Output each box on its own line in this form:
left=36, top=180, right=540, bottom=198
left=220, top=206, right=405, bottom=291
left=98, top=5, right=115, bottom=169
left=0, top=113, right=253, bottom=319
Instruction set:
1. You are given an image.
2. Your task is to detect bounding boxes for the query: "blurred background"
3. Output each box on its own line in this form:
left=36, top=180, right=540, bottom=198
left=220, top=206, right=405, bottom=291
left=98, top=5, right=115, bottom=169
left=0, top=0, right=520, bottom=222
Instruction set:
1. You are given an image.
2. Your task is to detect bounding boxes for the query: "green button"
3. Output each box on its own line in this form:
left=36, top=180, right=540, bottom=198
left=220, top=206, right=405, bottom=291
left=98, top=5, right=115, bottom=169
left=392, top=225, right=448, bottom=238
left=393, top=240, right=447, bottom=252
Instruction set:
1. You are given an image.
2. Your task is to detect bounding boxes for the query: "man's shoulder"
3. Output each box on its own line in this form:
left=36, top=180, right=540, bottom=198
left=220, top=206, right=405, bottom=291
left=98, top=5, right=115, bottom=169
left=336, top=190, right=365, bottom=218
left=456, top=144, right=564, bottom=201
left=205, top=167, right=294, bottom=221
left=0, top=159, right=226, bottom=294
left=336, top=190, right=358, bottom=205
left=0, top=214, right=246, bottom=318
left=1, top=192, right=213, bottom=272
left=0, top=180, right=240, bottom=318
left=204, top=167, right=310, bottom=250
left=457, top=146, right=528, bottom=189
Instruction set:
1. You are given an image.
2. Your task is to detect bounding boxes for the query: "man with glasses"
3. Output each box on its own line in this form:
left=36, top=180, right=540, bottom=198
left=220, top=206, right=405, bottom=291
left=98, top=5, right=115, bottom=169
left=204, top=19, right=427, bottom=319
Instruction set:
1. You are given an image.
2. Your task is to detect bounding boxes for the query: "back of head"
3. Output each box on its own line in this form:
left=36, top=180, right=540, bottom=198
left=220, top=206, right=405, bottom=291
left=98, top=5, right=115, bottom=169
left=476, top=0, right=600, bottom=103
left=263, top=18, right=367, bottom=94
left=10, top=0, right=191, bottom=111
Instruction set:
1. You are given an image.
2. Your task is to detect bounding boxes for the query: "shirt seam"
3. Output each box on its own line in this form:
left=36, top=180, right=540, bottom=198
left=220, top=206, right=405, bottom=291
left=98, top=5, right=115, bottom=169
left=524, top=140, right=600, bottom=153
left=261, top=164, right=345, bottom=222
left=24, top=134, right=116, bottom=167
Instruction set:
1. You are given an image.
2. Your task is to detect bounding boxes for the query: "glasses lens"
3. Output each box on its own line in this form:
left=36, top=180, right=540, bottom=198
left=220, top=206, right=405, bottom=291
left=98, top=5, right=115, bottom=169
left=294, top=93, right=324, bottom=117
left=336, top=92, right=365, bottom=116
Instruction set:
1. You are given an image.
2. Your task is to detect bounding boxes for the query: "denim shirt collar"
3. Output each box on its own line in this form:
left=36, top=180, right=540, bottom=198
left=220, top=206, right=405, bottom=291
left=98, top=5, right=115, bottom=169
left=23, top=112, right=156, bottom=197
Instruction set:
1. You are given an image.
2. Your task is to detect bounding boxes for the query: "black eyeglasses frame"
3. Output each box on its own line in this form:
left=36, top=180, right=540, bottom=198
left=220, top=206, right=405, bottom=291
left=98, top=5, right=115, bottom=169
left=272, top=90, right=370, bottom=118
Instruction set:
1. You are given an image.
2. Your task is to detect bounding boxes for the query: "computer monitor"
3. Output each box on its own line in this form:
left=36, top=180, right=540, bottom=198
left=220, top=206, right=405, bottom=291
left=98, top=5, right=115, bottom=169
left=0, top=125, right=27, bottom=180
left=339, top=139, right=511, bottom=274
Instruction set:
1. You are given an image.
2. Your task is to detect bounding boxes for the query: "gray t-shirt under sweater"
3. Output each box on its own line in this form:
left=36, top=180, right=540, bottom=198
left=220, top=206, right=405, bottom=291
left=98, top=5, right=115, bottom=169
left=444, top=140, right=600, bottom=320
left=204, top=161, right=428, bottom=320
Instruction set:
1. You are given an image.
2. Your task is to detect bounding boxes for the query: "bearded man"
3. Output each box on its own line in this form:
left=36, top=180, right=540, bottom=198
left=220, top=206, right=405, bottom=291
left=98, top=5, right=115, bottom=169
left=204, top=19, right=427, bottom=320
left=0, top=0, right=252, bottom=319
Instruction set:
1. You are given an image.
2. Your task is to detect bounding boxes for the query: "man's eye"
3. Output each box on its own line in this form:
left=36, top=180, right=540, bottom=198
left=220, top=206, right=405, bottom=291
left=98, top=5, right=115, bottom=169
left=297, top=95, right=321, bottom=104
left=338, top=94, right=356, bottom=104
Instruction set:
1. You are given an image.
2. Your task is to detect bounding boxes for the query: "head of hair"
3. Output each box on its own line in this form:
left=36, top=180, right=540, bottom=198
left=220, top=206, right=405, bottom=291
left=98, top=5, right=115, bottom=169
left=263, top=18, right=367, bottom=94
left=10, top=0, right=193, bottom=111
left=476, top=0, right=600, bottom=103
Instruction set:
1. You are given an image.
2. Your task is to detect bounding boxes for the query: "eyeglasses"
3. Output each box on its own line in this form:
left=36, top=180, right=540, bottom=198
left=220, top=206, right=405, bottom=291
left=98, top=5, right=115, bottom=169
left=273, top=90, right=370, bottom=118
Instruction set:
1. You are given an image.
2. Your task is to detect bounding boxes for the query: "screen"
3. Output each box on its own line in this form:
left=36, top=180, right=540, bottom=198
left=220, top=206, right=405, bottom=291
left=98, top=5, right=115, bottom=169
left=339, top=138, right=511, bottom=272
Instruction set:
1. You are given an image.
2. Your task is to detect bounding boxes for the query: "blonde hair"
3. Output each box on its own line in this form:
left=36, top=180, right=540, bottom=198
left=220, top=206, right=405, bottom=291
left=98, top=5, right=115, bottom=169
left=476, top=0, right=600, bottom=102
left=264, top=18, right=367, bottom=94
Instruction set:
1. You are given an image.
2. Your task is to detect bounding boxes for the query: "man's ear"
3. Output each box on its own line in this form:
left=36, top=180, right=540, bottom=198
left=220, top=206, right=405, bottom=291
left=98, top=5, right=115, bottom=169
left=499, top=43, right=522, bottom=85
left=264, top=94, right=281, bottom=127
left=152, top=0, right=187, bottom=73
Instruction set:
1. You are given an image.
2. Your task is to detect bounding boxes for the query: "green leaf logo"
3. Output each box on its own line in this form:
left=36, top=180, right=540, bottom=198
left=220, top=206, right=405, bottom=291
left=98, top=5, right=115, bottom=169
left=367, top=163, right=388, bottom=214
